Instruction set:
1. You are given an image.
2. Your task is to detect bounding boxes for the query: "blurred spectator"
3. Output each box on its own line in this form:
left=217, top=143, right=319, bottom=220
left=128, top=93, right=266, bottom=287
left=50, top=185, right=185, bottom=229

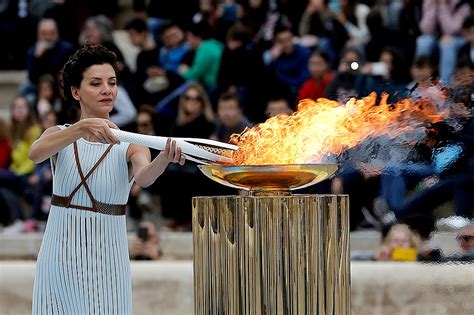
left=455, top=224, right=474, bottom=257
left=457, top=15, right=474, bottom=66
left=218, top=22, right=262, bottom=118
left=398, top=0, right=423, bottom=61
left=297, top=51, right=335, bottom=101
left=137, top=22, right=191, bottom=105
left=0, top=119, right=11, bottom=170
left=416, top=0, right=471, bottom=83
left=215, top=0, right=244, bottom=41
left=364, top=8, right=393, bottom=63
left=324, top=46, right=364, bottom=102
left=0, top=96, right=42, bottom=231
left=373, top=0, right=404, bottom=33
left=21, top=110, right=57, bottom=232
left=35, top=74, right=59, bottom=117
left=159, top=83, right=216, bottom=229
left=179, top=20, right=224, bottom=92
left=407, top=55, right=438, bottom=92
left=358, top=46, right=411, bottom=101
left=22, top=18, right=74, bottom=102
left=130, top=221, right=161, bottom=260
left=172, top=82, right=216, bottom=137
left=0, top=0, right=37, bottom=69
left=0, top=118, right=12, bottom=226
left=265, top=97, right=294, bottom=118
left=373, top=224, right=422, bottom=261
left=135, top=0, right=199, bottom=43
left=125, top=18, right=157, bottom=99
left=211, top=91, right=252, bottom=143
left=299, top=0, right=348, bottom=66
left=335, top=0, right=371, bottom=47
left=263, top=25, right=310, bottom=102
left=128, top=105, right=161, bottom=223
left=79, top=15, right=132, bottom=86
left=109, top=85, right=137, bottom=128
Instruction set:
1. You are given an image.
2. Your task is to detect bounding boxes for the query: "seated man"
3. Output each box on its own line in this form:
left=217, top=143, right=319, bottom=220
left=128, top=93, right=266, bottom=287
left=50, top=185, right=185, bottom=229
left=23, top=18, right=74, bottom=102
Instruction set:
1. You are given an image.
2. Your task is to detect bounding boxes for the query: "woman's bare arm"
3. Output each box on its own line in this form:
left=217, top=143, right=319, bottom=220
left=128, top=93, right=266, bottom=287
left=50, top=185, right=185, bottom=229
left=29, top=118, right=119, bottom=164
left=128, top=139, right=185, bottom=188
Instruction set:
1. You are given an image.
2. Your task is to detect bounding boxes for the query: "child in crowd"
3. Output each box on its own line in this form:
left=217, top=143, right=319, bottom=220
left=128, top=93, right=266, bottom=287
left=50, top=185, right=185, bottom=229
left=264, top=97, right=294, bottom=118
left=298, top=51, right=335, bottom=101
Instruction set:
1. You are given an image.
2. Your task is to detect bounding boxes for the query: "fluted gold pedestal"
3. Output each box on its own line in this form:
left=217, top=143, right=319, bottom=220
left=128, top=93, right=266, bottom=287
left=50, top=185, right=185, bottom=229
left=192, top=194, right=350, bottom=315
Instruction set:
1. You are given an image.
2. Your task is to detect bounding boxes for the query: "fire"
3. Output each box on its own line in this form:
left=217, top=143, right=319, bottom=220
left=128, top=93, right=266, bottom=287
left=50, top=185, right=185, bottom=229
left=230, top=93, right=447, bottom=165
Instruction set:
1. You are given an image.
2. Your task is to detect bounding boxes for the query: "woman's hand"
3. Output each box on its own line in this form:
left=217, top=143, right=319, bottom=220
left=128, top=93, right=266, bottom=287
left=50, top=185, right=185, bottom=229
left=157, top=138, right=186, bottom=166
left=78, top=118, right=120, bottom=144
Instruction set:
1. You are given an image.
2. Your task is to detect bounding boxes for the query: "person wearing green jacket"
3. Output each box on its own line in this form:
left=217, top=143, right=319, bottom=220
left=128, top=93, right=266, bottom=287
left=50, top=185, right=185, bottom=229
left=179, top=21, right=224, bottom=90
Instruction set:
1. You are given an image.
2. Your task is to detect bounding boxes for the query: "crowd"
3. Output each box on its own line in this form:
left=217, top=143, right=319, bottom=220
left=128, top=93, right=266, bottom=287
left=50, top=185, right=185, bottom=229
left=0, top=0, right=473, bottom=260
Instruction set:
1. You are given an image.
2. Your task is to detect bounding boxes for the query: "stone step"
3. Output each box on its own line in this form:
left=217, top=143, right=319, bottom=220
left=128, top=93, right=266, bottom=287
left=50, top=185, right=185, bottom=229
left=0, top=230, right=461, bottom=260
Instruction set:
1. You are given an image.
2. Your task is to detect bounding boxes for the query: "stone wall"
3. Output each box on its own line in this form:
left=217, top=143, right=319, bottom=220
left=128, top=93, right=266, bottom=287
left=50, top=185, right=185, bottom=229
left=1, top=261, right=472, bottom=315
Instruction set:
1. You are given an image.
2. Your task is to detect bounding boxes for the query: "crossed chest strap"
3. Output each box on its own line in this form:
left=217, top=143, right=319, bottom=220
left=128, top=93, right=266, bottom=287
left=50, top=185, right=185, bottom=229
left=51, top=142, right=127, bottom=216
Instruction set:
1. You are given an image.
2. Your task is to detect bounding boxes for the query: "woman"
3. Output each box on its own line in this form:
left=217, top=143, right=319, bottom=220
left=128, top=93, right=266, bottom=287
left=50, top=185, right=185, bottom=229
left=173, top=82, right=215, bottom=138
left=29, top=45, right=185, bottom=314
left=159, top=82, right=215, bottom=229
left=0, top=96, right=42, bottom=231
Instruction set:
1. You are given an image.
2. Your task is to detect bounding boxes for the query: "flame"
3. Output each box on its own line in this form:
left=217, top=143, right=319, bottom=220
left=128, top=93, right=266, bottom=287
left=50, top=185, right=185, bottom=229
left=230, top=93, right=447, bottom=165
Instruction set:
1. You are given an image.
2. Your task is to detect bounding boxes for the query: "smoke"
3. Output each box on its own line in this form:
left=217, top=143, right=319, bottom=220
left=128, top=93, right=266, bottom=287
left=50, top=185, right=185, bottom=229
left=327, top=83, right=472, bottom=177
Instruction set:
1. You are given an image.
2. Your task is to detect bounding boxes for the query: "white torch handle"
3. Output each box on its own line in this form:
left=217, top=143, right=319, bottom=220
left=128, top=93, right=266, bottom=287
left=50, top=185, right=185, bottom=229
left=111, top=129, right=233, bottom=164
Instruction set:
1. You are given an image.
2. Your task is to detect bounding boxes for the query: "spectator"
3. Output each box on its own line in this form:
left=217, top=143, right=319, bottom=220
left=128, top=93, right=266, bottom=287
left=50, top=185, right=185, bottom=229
left=335, top=0, right=371, bottom=46
left=218, top=23, right=262, bottom=118
left=21, top=110, right=58, bottom=232
left=0, top=96, right=42, bottom=232
left=79, top=15, right=132, bottom=85
left=178, top=21, right=224, bottom=92
left=416, top=0, right=471, bottom=83
left=455, top=224, right=474, bottom=258
left=215, top=0, right=244, bottom=41
left=398, top=0, right=423, bottom=61
left=263, top=25, right=310, bottom=102
left=159, top=83, right=216, bottom=229
left=457, top=15, right=474, bottom=66
left=0, top=119, right=11, bottom=170
left=299, top=0, right=348, bottom=66
left=324, top=46, right=364, bottom=102
left=137, top=22, right=191, bottom=104
left=130, top=221, right=161, bottom=260
left=297, top=51, right=335, bottom=101
left=128, top=105, right=161, bottom=224
left=34, top=74, right=63, bottom=118
left=373, top=224, right=422, bottom=261
left=23, top=18, right=74, bottom=102
left=125, top=18, right=157, bottom=91
left=358, top=46, right=411, bottom=101
left=264, top=97, right=294, bottom=118
left=211, top=91, right=252, bottom=143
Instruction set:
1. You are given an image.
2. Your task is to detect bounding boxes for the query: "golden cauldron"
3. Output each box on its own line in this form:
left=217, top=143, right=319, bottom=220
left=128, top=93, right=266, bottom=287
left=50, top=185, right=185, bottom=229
left=192, top=164, right=350, bottom=315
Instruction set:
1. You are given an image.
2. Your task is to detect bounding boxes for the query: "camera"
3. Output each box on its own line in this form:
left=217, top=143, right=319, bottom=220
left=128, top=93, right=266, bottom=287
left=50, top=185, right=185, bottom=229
left=137, top=227, right=149, bottom=241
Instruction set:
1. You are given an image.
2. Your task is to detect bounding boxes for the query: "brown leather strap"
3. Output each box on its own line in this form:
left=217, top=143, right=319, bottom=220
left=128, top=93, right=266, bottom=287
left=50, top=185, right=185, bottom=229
left=67, top=142, right=113, bottom=209
left=52, top=194, right=126, bottom=216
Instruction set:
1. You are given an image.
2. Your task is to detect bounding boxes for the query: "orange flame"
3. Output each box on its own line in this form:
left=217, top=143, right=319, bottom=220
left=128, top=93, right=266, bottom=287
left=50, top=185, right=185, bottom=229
left=230, top=93, right=447, bottom=165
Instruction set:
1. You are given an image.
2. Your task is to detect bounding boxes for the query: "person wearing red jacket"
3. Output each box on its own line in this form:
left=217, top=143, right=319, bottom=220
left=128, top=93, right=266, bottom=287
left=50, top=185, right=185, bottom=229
left=297, top=51, right=335, bottom=101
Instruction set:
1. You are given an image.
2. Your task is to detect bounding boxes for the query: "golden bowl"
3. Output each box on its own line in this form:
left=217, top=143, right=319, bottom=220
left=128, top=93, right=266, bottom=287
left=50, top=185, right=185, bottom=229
left=198, top=164, right=339, bottom=192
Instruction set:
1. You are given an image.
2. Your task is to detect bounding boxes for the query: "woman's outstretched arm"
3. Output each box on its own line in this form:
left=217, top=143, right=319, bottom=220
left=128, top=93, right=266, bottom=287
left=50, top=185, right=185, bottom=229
left=29, top=118, right=119, bottom=164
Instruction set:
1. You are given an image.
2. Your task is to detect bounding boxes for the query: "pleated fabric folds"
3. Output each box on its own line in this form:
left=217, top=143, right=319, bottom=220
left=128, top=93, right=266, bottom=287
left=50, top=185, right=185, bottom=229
left=33, top=132, right=133, bottom=315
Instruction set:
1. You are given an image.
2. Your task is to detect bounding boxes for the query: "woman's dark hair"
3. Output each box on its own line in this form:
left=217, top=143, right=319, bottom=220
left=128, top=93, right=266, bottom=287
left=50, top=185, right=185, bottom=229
left=60, top=44, right=118, bottom=106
